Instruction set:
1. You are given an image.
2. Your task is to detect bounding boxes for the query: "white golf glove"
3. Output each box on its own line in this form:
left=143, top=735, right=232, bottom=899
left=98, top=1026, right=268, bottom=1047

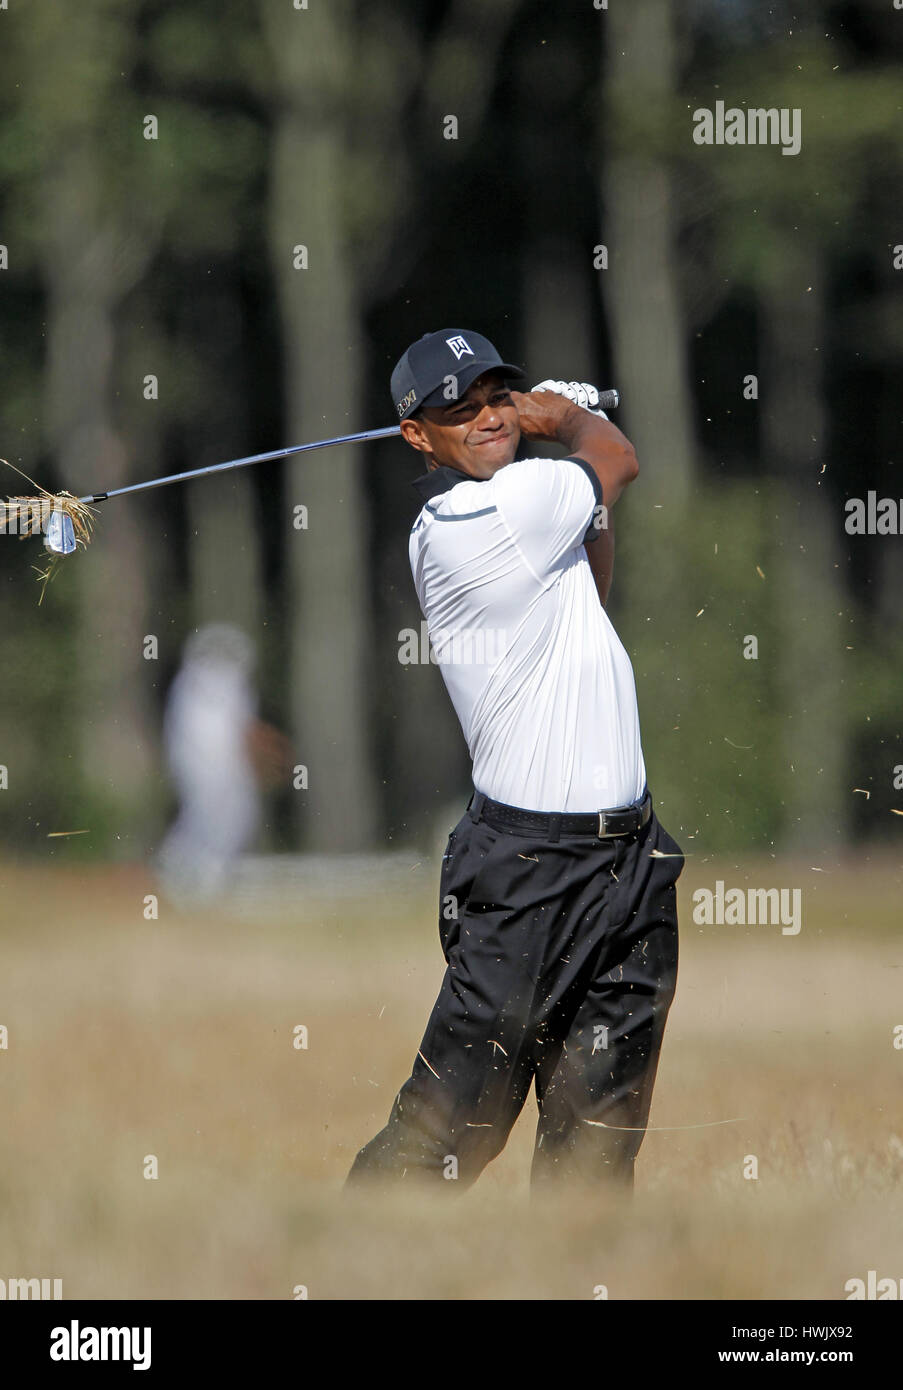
left=531, top=379, right=609, bottom=420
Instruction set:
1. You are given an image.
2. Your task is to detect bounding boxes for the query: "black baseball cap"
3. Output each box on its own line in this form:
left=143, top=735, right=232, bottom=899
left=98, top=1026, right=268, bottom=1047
left=390, top=329, right=525, bottom=421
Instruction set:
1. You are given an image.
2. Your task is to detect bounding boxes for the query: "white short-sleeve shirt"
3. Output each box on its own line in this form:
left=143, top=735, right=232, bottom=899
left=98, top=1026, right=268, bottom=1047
left=408, top=455, right=647, bottom=813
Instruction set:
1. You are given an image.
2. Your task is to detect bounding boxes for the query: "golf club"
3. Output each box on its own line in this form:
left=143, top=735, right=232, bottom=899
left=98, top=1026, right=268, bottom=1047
left=6, top=389, right=621, bottom=559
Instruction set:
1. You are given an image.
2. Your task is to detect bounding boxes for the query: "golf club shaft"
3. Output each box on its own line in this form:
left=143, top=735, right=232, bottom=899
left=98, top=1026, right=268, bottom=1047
left=77, top=425, right=403, bottom=505
left=76, top=389, right=620, bottom=505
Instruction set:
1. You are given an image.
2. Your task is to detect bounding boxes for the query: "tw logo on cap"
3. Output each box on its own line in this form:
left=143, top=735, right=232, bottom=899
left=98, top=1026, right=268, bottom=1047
left=446, top=336, right=474, bottom=361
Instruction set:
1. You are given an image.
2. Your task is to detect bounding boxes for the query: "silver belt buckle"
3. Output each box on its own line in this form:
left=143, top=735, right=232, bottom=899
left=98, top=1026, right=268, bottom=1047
left=597, top=810, right=608, bottom=838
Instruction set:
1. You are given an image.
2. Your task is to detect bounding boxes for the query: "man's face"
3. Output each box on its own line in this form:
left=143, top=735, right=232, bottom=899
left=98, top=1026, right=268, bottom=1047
left=400, top=371, right=521, bottom=479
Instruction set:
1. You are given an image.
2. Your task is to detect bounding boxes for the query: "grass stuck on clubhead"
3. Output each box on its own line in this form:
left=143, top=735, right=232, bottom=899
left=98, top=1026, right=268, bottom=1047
left=1, top=459, right=96, bottom=603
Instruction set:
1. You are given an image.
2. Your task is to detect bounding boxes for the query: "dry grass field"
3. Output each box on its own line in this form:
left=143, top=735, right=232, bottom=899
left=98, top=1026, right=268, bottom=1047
left=0, top=847, right=900, bottom=1300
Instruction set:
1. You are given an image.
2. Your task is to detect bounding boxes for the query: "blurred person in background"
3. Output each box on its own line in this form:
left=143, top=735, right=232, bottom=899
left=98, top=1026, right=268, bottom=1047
left=155, top=623, right=292, bottom=903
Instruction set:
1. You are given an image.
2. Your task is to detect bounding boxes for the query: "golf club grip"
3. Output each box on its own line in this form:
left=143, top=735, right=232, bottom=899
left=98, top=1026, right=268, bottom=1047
left=596, top=389, right=619, bottom=410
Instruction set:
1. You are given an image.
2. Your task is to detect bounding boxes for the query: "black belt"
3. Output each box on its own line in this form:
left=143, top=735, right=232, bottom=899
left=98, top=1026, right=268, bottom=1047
left=468, top=789, right=652, bottom=841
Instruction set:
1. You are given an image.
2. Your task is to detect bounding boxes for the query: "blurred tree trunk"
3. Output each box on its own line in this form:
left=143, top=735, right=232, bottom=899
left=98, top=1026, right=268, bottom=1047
left=600, top=0, right=696, bottom=519
left=522, top=234, right=597, bottom=389
left=759, top=250, right=847, bottom=850
left=262, top=3, right=377, bottom=851
left=179, top=285, right=264, bottom=639
left=596, top=0, right=699, bottom=824
left=37, top=28, right=156, bottom=850
left=188, top=474, right=263, bottom=638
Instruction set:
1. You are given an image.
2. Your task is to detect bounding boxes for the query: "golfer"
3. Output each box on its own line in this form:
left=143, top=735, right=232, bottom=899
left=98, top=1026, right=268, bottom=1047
left=346, top=329, right=684, bottom=1191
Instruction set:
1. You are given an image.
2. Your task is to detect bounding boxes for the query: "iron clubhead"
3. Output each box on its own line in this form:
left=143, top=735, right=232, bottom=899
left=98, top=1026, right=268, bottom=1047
left=43, top=509, right=77, bottom=555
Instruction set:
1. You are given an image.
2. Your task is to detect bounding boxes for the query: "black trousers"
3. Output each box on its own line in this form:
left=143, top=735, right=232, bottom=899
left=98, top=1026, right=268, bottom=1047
left=346, top=793, right=683, bottom=1191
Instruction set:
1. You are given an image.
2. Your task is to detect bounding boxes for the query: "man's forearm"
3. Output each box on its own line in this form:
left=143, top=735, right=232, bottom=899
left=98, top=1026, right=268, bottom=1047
left=554, top=407, right=639, bottom=508
left=513, top=389, right=640, bottom=507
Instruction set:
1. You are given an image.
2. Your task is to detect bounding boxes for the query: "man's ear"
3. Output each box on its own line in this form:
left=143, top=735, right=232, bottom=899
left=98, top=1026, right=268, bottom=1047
left=400, top=417, right=433, bottom=458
